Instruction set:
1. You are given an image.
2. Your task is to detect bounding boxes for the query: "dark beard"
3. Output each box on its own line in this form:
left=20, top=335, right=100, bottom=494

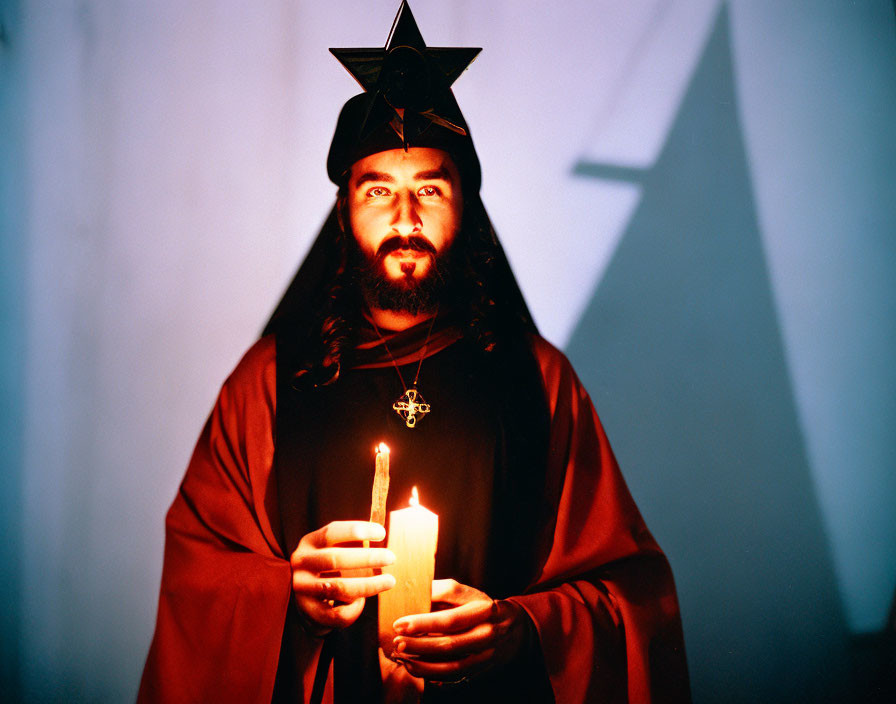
left=351, top=235, right=454, bottom=315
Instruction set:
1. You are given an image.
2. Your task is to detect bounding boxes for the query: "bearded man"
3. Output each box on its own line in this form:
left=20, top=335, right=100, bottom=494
left=138, top=3, right=690, bottom=703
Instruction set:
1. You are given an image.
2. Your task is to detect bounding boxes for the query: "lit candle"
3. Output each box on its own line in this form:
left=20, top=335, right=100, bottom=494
left=378, top=487, right=439, bottom=656
left=364, top=443, right=390, bottom=549
left=369, top=443, right=391, bottom=528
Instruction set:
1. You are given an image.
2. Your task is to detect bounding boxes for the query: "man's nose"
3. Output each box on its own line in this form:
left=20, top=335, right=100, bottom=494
left=390, top=191, right=422, bottom=236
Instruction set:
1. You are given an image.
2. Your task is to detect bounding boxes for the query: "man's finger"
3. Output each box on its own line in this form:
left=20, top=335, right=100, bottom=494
left=293, top=572, right=396, bottom=601
left=299, top=596, right=365, bottom=630
left=394, top=622, right=493, bottom=660
left=294, top=547, right=395, bottom=572
left=301, top=521, right=386, bottom=549
left=430, top=578, right=465, bottom=603
left=394, top=600, right=493, bottom=636
left=398, top=649, right=493, bottom=681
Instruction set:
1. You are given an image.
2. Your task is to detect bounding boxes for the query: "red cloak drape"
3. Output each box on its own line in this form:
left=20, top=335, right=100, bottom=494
left=138, top=335, right=689, bottom=703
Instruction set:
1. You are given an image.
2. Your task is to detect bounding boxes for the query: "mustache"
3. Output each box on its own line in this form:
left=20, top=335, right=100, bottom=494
left=375, top=235, right=437, bottom=259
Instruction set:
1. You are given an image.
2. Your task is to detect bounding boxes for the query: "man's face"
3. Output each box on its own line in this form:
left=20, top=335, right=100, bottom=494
left=346, top=147, right=463, bottom=301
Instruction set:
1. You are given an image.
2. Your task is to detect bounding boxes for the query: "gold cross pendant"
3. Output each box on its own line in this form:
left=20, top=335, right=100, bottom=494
left=392, top=387, right=431, bottom=428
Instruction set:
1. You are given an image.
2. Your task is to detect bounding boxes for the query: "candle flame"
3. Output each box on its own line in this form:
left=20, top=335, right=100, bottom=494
left=410, top=486, right=419, bottom=507
left=376, top=442, right=390, bottom=454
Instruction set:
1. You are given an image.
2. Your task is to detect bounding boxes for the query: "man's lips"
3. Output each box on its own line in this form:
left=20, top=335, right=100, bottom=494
left=388, top=247, right=428, bottom=259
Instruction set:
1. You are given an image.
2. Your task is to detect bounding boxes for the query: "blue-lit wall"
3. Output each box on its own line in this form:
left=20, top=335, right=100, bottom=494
left=1, top=1, right=893, bottom=701
left=1, top=1, right=25, bottom=700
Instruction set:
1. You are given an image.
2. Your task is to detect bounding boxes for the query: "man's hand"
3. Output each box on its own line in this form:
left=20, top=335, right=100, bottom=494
left=291, top=521, right=396, bottom=634
left=389, top=579, right=531, bottom=682
left=379, top=647, right=425, bottom=704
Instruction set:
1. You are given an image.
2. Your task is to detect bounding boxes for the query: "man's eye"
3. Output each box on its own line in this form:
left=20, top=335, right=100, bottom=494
left=418, top=186, right=441, bottom=197
left=366, top=187, right=391, bottom=197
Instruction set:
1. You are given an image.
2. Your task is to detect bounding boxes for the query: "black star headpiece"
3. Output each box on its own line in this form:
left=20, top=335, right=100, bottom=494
left=327, top=1, right=483, bottom=190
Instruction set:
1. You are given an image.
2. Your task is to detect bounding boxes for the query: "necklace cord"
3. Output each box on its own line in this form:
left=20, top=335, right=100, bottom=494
left=368, top=306, right=439, bottom=390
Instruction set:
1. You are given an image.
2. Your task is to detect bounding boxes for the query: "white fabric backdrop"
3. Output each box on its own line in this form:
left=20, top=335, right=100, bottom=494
left=6, top=0, right=894, bottom=700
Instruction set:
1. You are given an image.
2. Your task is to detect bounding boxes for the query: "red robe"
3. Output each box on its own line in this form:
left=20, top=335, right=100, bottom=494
left=138, top=334, right=689, bottom=703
